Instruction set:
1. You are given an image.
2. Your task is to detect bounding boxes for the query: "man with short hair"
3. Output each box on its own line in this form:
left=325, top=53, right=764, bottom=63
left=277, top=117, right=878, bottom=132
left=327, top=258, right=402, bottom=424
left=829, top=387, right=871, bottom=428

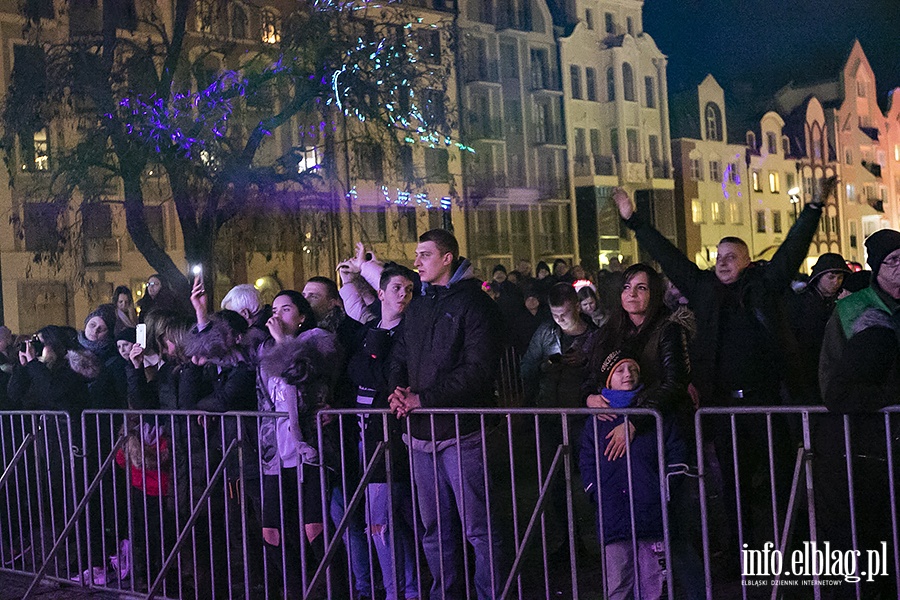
left=389, top=229, right=504, bottom=600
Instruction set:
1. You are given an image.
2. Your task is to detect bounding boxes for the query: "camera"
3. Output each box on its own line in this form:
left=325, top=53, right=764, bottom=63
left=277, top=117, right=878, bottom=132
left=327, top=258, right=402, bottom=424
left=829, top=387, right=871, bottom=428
left=16, top=335, right=44, bottom=357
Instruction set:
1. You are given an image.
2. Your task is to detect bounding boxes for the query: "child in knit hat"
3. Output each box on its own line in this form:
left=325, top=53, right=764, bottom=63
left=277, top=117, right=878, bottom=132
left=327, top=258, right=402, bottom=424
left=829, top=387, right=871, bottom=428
left=579, top=349, right=685, bottom=600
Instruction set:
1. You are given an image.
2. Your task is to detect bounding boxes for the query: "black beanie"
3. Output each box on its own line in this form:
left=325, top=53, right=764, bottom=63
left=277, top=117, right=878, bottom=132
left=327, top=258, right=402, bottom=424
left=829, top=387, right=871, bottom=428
left=599, top=349, right=641, bottom=389
left=865, top=229, right=900, bottom=276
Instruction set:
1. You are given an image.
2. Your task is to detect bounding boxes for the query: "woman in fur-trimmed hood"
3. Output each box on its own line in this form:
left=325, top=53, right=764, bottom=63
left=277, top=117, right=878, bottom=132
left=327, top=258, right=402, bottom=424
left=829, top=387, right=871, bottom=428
left=256, top=289, right=342, bottom=586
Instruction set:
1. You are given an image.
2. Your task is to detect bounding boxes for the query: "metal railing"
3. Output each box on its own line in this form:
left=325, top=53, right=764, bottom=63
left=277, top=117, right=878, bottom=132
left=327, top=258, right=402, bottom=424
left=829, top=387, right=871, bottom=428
left=3, top=405, right=900, bottom=599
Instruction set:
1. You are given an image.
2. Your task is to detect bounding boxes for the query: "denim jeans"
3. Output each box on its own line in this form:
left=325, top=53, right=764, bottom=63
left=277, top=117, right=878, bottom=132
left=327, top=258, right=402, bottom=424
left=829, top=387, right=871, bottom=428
left=604, top=539, right=666, bottom=600
left=366, top=482, right=418, bottom=600
left=411, top=432, right=502, bottom=600
left=330, top=486, right=372, bottom=596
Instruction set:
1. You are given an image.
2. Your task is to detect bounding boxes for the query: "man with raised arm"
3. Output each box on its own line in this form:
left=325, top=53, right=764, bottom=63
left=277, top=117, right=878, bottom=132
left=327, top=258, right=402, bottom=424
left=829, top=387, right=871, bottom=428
left=612, top=180, right=829, bottom=552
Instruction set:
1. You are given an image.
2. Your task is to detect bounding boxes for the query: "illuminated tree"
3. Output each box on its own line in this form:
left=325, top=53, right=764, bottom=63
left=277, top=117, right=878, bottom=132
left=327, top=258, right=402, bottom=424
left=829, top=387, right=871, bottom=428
left=2, top=0, right=458, bottom=296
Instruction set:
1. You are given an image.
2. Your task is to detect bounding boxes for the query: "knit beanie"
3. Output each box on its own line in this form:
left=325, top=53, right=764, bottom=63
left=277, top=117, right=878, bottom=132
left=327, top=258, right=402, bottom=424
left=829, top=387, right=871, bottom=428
left=808, top=253, right=850, bottom=283
left=599, top=348, right=641, bottom=389
left=864, top=229, right=900, bottom=276
left=85, top=303, right=117, bottom=335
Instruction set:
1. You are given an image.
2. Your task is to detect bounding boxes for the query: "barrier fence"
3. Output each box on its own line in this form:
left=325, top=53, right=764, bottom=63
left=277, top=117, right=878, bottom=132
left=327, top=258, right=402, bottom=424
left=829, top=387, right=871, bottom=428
left=1, top=405, right=899, bottom=599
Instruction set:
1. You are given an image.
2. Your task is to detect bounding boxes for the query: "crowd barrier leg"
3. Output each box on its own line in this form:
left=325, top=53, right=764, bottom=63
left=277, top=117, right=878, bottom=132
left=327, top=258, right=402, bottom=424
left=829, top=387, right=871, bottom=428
left=0, top=434, right=34, bottom=493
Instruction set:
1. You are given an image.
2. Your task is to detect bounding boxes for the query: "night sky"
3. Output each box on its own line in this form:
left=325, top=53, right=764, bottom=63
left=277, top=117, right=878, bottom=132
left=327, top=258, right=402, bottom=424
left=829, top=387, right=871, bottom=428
left=643, top=0, right=900, bottom=106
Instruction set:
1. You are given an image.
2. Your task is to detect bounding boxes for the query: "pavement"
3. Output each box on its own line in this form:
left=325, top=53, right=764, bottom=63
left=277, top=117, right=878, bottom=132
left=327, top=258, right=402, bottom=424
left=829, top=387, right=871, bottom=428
left=0, top=572, right=131, bottom=599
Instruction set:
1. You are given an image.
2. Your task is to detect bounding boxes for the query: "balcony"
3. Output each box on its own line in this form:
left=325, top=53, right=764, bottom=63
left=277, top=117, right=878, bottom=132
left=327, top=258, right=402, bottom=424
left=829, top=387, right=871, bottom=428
left=574, top=156, right=592, bottom=177
left=467, top=172, right=508, bottom=199
left=467, top=118, right=504, bottom=141
left=464, top=63, right=499, bottom=84
left=530, top=76, right=562, bottom=93
left=647, top=161, right=671, bottom=179
left=84, top=237, right=121, bottom=268
left=533, top=128, right=565, bottom=147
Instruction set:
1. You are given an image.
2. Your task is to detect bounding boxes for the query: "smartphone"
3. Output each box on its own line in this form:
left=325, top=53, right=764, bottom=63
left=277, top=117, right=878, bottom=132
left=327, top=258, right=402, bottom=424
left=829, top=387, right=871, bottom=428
left=136, top=323, right=147, bottom=348
left=192, top=264, right=203, bottom=277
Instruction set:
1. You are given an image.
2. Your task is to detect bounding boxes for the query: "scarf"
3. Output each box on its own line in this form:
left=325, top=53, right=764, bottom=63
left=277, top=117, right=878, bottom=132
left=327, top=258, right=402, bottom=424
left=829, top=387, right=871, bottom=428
left=599, top=384, right=644, bottom=409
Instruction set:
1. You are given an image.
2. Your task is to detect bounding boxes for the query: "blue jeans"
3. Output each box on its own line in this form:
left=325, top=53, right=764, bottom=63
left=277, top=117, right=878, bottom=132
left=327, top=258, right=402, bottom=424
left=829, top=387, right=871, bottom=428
left=411, top=432, right=502, bottom=600
left=366, top=483, right=418, bottom=600
left=329, top=486, right=372, bottom=596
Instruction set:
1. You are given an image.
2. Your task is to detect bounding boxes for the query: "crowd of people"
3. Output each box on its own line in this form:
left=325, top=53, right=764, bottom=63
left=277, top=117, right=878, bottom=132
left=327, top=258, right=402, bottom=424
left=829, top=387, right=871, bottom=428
left=1, top=177, right=899, bottom=600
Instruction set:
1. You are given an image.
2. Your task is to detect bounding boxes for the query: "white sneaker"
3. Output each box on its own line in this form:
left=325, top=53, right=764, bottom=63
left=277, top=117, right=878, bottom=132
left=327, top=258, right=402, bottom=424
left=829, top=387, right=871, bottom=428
left=70, top=566, right=109, bottom=586
left=109, top=539, right=132, bottom=580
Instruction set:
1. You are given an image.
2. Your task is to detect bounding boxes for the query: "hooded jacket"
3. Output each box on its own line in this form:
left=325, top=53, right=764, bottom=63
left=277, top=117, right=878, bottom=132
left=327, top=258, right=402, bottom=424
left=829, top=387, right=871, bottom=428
left=257, top=328, right=340, bottom=475
left=389, top=258, right=504, bottom=441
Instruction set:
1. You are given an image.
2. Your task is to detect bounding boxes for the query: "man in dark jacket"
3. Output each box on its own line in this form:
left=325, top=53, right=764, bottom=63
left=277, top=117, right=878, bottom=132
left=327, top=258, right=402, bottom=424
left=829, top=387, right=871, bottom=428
left=613, top=181, right=827, bottom=554
left=389, top=229, right=504, bottom=600
left=786, top=252, right=850, bottom=405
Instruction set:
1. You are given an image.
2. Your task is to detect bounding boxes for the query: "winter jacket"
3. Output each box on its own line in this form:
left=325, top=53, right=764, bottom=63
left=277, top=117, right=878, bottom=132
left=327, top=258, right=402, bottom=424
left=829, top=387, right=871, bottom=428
left=7, top=352, right=94, bottom=415
left=346, top=320, right=409, bottom=482
left=520, top=318, right=600, bottom=408
left=622, top=204, right=821, bottom=405
left=786, top=285, right=838, bottom=404
left=78, top=338, right=128, bottom=410
left=579, top=403, right=686, bottom=544
left=257, top=329, right=340, bottom=476
left=115, top=422, right=171, bottom=496
left=389, top=259, right=504, bottom=441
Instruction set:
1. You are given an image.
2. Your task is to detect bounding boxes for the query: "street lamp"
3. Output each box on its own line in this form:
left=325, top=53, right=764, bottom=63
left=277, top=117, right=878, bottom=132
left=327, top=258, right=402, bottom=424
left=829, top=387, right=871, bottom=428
left=788, top=186, right=801, bottom=220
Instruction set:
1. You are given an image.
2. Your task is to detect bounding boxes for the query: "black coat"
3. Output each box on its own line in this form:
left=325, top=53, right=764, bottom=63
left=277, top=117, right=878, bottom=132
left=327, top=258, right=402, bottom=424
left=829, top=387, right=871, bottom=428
left=623, top=204, right=821, bottom=405
left=389, top=262, right=504, bottom=441
left=786, top=285, right=837, bottom=404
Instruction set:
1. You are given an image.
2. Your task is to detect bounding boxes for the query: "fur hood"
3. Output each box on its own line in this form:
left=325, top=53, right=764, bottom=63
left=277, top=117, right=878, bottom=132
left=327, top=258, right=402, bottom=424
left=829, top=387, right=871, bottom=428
left=185, top=318, right=252, bottom=368
left=258, top=328, right=341, bottom=386
left=66, top=349, right=102, bottom=380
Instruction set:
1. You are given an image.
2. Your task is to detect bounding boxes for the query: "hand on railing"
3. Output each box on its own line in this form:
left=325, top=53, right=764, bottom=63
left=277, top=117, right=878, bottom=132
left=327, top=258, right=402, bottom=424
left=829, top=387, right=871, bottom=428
left=389, top=386, right=421, bottom=418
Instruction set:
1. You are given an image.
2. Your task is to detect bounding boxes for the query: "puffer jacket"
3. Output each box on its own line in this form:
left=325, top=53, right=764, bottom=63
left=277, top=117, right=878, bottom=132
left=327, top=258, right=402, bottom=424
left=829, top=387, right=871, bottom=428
left=622, top=204, right=820, bottom=405
left=257, top=328, right=340, bottom=476
left=579, top=396, right=686, bottom=544
left=388, top=259, right=504, bottom=441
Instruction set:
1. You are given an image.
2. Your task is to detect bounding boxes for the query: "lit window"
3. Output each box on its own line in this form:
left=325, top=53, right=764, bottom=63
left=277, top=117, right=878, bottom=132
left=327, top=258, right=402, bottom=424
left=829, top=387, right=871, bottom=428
left=261, top=10, right=280, bottom=44
left=711, top=201, right=724, bottom=224
left=729, top=202, right=742, bottom=224
left=752, top=169, right=761, bottom=192
left=895, top=144, right=900, bottom=162
left=768, top=171, right=779, bottom=193
left=33, top=128, right=49, bottom=171
left=691, top=199, right=704, bottom=223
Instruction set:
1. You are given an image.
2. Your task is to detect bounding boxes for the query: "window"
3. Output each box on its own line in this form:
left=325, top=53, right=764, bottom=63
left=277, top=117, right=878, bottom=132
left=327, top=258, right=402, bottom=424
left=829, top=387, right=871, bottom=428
left=756, top=210, right=766, bottom=233
left=729, top=202, right=743, bottom=224
left=895, top=144, right=900, bottom=162
left=705, top=103, right=722, bottom=141
left=849, top=220, right=858, bottom=248
left=622, top=63, right=635, bottom=101
left=231, top=4, right=248, bottom=39
left=530, top=48, right=550, bottom=90
left=585, top=9, right=594, bottom=29
left=773, top=210, right=782, bottom=233
left=768, top=171, right=780, bottom=193
left=610, top=129, right=619, bottom=164
left=845, top=149, right=853, bottom=165
left=590, top=129, right=601, bottom=155
left=606, top=68, right=615, bottom=101
left=857, top=80, right=867, bottom=97
left=691, top=199, right=704, bottom=224
left=500, top=40, right=518, bottom=79
left=764, top=132, right=776, bottom=155
left=711, top=201, right=724, bottom=224
left=782, top=136, right=790, bottom=156
left=24, top=202, right=64, bottom=252
left=644, top=77, right=655, bottom=108
left=574, top=128, right=586, bottom=158
left=728, top=163, right=740, bottom=184
left=752, top=169, right=761, bottom=191
left=399, top=146, right=414, bottom=182
left=585, top=68, right=597, bottom=101
left=422, top=89, right=445, bottom=126
left=398, top=206, right=418, bottom=242
left=425, top=148, right=449, bottom=182
left=418, top=30, right=441, bottom=64
left=648, top=135, right=661, bottom=169
left=359, top=206, right=387, bottom=242
left=709, top=160, right=721, bottom=182
left=786, top=172, right=795, bottom=191
left=356, top=143, right=383, bottom=181
left=626, top=16, right=634, bottom=35
left=746, top=131, right=756, bottom=149
left=82, top=203, right=112, bottom=240
left=570, top=65, right=582, bottom=99
left=504, top=99, right=522, bottom=133
left=690, top=158, right=703, bottom=180
left=626, top=129, right=639, bottom=163
left=144, top=205, right=166, bottom=249
left=604, top=12, right=614, bottom=34
left=29, top=128, right=50, bottom=172
left=260, top=9, right=280, bottom=44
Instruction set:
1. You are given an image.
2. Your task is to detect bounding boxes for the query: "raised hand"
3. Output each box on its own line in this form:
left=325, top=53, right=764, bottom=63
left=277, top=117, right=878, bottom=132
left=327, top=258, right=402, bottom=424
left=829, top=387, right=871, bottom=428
left=612, top=187, right=634, bottom=220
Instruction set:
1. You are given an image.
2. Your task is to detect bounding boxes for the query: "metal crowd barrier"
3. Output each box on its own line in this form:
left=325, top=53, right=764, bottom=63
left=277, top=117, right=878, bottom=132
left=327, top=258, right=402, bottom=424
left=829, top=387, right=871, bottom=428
left=0, top=407, right=679, bottom=600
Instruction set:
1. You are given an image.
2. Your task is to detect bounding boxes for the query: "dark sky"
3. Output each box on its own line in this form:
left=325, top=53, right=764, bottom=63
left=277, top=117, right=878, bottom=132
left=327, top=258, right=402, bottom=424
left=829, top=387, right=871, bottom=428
left=643, top=0, right=900, bottom=105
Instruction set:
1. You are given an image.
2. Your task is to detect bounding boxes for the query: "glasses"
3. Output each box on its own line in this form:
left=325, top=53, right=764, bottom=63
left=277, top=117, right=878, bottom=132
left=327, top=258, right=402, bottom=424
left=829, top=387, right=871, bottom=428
left=147, top=281, right=161, bottom=288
